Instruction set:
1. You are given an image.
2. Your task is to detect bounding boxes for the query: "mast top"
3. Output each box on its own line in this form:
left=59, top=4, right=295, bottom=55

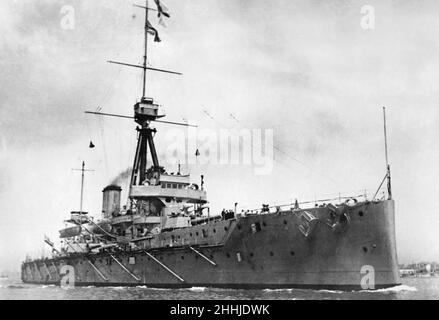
left=134, top=97, right=166, bottom=125
left=142, top=0, right=149, bottom=99
left=133, top=0, right=174, bottom=125
left=106, top=0, right=179, bottom=114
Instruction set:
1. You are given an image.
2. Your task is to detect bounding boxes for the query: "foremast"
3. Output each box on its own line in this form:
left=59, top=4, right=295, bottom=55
left=113, top=1, right=207, bottom=234
left=84, top=1, right=207, bottom=238
left=130, top=0, right=165, bottom=193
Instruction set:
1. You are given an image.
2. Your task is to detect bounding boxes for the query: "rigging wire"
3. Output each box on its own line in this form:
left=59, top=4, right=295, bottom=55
left=97, top=115, right=109, bottom=176
left=199, top=111, right=340, bottom=186
left=236, top=188, right=374, bottom=210
left=85, top=35, right=142, bottom=181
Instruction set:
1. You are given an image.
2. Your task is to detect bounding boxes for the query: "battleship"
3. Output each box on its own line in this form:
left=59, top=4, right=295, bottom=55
left=21, top=0, right=400, bottom=290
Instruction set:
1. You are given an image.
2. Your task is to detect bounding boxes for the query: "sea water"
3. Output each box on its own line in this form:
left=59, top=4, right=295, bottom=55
left=0, top=277, right=437, bottom=300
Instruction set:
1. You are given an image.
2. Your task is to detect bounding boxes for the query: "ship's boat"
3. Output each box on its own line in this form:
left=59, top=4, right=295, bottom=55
left=21, top=0, right=400, bottom=290
left=59, top=226, right=82, bottom=239
left=87, top=220, right=112, bottom=236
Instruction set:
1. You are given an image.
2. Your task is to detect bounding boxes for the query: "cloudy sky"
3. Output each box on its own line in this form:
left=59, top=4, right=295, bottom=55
left=1, top=0, right=438, bottom=271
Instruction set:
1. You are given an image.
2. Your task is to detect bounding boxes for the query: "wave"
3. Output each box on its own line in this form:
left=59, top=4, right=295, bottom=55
left=317, top=289, right=344, bottom=294
left=263, top=288, right=294, bottom=292
left=109, top=286, right=128, bottom=290
left=138, top=287, right=206, bottom=292
left=148, top=288, right=172, bottom=291
left=41, top=285, right=56, bottom=289
left=7, top=285, right=25, bottom=289
left=359, top=285, right=417, bottom=293
left=188, top=287, right=207, bottom=292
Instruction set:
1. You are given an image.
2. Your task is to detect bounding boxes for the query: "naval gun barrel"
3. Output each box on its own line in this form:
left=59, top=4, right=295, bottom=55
left=191, top=216, right=222, bottom=226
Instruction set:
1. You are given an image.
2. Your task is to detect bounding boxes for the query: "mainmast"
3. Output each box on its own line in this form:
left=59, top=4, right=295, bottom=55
left=80, top=161, right=85, bottom=212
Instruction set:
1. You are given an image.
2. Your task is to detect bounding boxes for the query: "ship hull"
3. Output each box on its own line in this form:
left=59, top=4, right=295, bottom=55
left=22, top=200, right=400, bottom=290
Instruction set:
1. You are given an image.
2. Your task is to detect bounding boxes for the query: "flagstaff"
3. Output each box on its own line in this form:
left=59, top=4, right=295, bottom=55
left=383, top=107, right=392, bottom=200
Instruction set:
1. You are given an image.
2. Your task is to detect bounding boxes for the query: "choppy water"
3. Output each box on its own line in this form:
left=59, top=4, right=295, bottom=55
left=0, top=277, right=438, bottom=300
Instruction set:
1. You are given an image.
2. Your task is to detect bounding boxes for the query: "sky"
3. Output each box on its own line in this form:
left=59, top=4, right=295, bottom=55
left=1, top=0, right=439, bottom=271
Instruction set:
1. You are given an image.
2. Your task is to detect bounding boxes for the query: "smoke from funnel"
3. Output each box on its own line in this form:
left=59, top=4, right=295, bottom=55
left=110, top=167, right=132, bottom=186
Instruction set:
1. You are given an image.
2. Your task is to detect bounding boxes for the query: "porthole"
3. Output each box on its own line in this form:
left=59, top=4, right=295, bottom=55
left=359, top=211, right=364, bottom=217
left=237, top=225, right=242, bottom=230
left=224, top=227, right=228, bottom=231
left=362, top=246, right=368, bottom=253
left=263, top=222, right=267, bottom=227
left=226, top=253, right=231, bottom=258
left=290, top=251, right=295, bottom=256
left=270, top=251, right=274, bottom=257
left=190, top=233, right=193, bottom=237
left=181, top=256, right=184, bottom=260
left=283, top=220, right=288, bottom=225
left=213, top=229, right=216, bottom=233
left=250, top=252, right=254, bottom=258
left=196, top=232, right=199, bottom=236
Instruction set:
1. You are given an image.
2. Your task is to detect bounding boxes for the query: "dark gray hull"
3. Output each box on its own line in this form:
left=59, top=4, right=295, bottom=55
left=22, top=200, right=400, bottom=290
